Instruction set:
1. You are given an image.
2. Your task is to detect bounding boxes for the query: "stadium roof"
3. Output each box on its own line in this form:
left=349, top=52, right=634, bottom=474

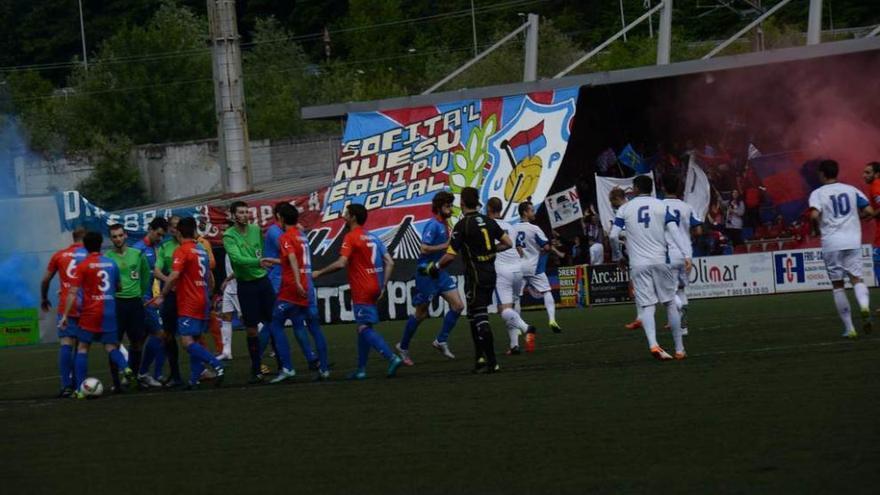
left=301, top=37, right=880, bottom=120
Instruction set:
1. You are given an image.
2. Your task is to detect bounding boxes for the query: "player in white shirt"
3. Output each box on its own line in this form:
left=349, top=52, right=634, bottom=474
left=608, top=188, right=646, bottom=331
left=217, top=254, right=239, bottom=360
left=609, top=175, right=692, bottom=360
left=661, top=174, right=702, bottom=335
left=514, top=201, right=563, bottom=335
left=808, top=160, right=874, bottom=337
left=487, top=198, right=537, bottom=354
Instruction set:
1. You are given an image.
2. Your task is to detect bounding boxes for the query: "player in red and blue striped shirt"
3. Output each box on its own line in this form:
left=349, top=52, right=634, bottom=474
left=41, top=226, right=88, bottom=397
left=151, top=217, right=224, bottom=388
left=313, top=204, right=403, bottom=379
left=59, top=231, right=134, bottom=398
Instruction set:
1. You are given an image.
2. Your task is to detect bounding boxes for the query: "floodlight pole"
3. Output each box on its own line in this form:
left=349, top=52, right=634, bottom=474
left=656, top=0, right=672, bottom=65
left=523, top=13, right=539, bottom=82
left=807, top=0, right=823, bottom=45
left=867, top=24, right=880, bottom=38
left=422, top=14, right=536, bottom=94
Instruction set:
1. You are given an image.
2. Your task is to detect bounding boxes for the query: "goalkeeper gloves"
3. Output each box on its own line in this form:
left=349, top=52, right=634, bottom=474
left=419, top=261, right=440, bottom=279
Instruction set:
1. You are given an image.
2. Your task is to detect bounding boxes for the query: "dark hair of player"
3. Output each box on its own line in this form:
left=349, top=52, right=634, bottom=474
left=148, top=217, right=168, bottom=231
left=83, top=231, right=102, bottom=253
left=460, top=187, right=481, bottom=209
left=72, top=225, right=87, bottom=242
left=633, top=175, right=654, bottom=195
left=818, top=159, right=839, bottom=179
left=869, top=161, right=880, bottom=176
left=609, top=188, right=626, bottom=201
left=487, top=197, right=503, bottom=214
left=177, top=217, right=197, bottom=239
left=108, top=223, right=124, bottom=233
left=274, top=201, right=289, bottom=215
left=278, top=203, right=299, bottom=226
left=518, top=201, right=533, bottom=217
left=346, top=204, right=368, bottom=226
left=229, top=200, right=248, bottom=213
left=431, top=191, right=454, bottom=213
left=662, top=173, right=681, bottom=197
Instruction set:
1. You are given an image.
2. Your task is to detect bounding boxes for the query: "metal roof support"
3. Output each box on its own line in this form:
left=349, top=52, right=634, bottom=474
left=553, top=2, right=665, bottom=78
left=422, top=14, right=536, bottom=95
left=523, top=13, right=539, bottom=82
left=807, top=0, right=824, bottom=45
left=656, top=0, right=673, bottom=65
left=868, top=24, right=880, bottom=38
left=702, top=0, right=793, bottom=59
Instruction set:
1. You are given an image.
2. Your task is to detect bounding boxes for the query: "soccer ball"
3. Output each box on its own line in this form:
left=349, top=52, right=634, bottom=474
left=80, top=377, right=104, bottom=398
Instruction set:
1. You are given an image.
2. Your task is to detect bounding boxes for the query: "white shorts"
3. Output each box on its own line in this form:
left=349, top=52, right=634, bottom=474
left=589, top=243, right=604, bottom=265
left=222, top=287, right=241, bottom=315
left=822, top=249, right=862, bottom=282
left=523, top=272, right=551, bottom=296
left=669, top=261, right=688, bottom=290
left=495, top=269, right=524, bottom=306
left=631, top=264, right=676, bottom=307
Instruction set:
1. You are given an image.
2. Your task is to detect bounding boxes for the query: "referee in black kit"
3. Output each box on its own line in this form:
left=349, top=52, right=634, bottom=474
left=431, top=187, right=512, bottom=373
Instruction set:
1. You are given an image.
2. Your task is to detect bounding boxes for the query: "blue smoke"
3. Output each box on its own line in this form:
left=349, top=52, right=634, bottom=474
left=0, top=253, right=40, bottom=310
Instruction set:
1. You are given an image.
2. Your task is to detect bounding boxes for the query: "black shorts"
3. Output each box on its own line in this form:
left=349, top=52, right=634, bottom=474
left=116, top=297, right=145, bottom=343
left=237, top=277, right=276, bottom=327
left=465, top=280, right=494, bottom=314
left=160, top=293, right=178, bottom=335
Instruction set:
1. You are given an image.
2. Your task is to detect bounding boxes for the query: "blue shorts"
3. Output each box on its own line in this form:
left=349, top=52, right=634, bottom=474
left=177, top=317, right=207, bottom=337
left=353, top=304, right=379, bottom=325
left=872, top=248, right=880, bottom=280
left=57, top=315, right=79, bottom=339
left=76, top=327, right=119, bottom=345
left=273, top=301, right=308, bottom=327
left=412, top=271, right=458, bottom=306
left=144, top=298, right=162, bottom=334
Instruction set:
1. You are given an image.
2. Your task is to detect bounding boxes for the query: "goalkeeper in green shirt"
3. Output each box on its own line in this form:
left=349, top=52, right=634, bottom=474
left=106, top=223, right=151, bottom=392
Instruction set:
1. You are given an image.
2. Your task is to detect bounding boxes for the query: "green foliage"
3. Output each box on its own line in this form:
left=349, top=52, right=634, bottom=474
left=76, top=134, right=146, bottom=210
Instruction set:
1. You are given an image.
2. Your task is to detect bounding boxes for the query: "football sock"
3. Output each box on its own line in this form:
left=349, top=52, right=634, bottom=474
left=220, top=320, right=233, bottom=356
left=681, top=304, right=689, bottom=329
left=356, top=329, right=370, bottom=369
left=153, top=342, right=166, bottom=379
left=832, top=288, right=855, bottom=332
left=665, top=301, right=684, bottom=354
left=268, top=321, right=293, bottom=371
left=258, top=325, right=271, bottom=355
left=469, top=319, right=482, bottom=362
left=109, top=348, right=128, bottom=370
left=400, top=315, right=420, bottom=350
left=109, top=357, right=121, bottom=389
left=188, top=353, right=205, bottom=385
left=270, top=335, right=283, bottom=371
left=677, top=290, right=689, bottom=308
left=474, top=313, right=496, bottom=366
left=74, top=352, right=88, bottom=390
left=501, top=308, right=529, bottom=332
left=291, top=320, right=316, bottom=363
left=308, top=314, right=329, bottom=371
left=507, top=327, right=519, bottom=349
left=139, top=336, right=160, bottom=375
left=639, top=305, right=659, bottom=349
left=59, top=344, right=74, bottom=389
left=543, top=292, right=556, bottom=322
left=165, top=337, right=181, bottom=382
left=187, top=341, right=223, bottom=370
left=362, top=326, right=395, bottom=361
left=436, top=309, right=461, bottom=343
left=119, top=343, right=129, bottom=361
left=854, top=283, right=870, bottom=312
left=129, top=347, right=142, bottom=377
left=246, top=334, right=261, bottom=374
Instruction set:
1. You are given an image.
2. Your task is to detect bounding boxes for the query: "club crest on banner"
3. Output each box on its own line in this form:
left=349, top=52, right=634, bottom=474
left=484, top=97, right=575, bottom=221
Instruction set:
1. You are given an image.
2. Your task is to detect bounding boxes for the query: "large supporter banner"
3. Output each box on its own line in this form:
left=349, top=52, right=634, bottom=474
left=772, top=244, right=875, bottom=292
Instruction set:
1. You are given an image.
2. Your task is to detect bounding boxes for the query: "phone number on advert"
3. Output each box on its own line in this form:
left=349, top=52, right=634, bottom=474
left=728, top=287, right=771, bottom=296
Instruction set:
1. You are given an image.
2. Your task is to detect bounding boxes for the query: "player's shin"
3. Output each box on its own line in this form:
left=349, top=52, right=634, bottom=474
left=139, top=335, right=160, bottom=375
left=436, top=309, right=460, bottom=343
left=269, top=321, right=294, bottom=371
left=543, top=292, right=556, bottom=322
left=853, top=282, right=870, bottom=312
left=356, top=329, right=370, bottom=369
left=292, top=321, right=316, bottom=363
left=220, top=320, right=233, bottom=357
left=108, top=348, right=129, bottom=371
left=164, top=337, right=182, bottom=382
left=639, top=305, right=659, bottom=349
left=59, top=344, right=74, bottom=389
left=308, top=315, right=329, bottom=371
left=74, top=351, right=88, bottom=390
left=362, top=326, right=395, bottom=360
left=832, top=288, right=856, bottom=333
left=665, top=301, right=685, bottom=354
left=246, top=332, right=261, bottom=375
left=400, top=315, right=420, bottom=350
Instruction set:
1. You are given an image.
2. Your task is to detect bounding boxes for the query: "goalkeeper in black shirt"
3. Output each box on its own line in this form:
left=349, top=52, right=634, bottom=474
left=428, top=187, right=512, bottom=373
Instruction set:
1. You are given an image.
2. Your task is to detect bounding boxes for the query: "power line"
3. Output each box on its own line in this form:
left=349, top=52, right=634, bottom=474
left=0, top=0, right=549, bottom=74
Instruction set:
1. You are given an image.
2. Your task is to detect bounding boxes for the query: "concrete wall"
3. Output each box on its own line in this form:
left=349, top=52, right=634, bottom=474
left=14, top=134, right=341, bottom=202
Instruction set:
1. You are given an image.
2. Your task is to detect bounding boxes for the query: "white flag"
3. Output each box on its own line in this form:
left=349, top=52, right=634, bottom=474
left=684, top=155, right=710, bottom=222
left=544, top=186, right=582, bottom=229
left=595, top=172, right=655, bottom=233
left=747, top=143, right=762, bottom=159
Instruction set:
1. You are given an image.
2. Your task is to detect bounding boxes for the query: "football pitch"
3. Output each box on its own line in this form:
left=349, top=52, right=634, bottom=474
left=1, top=291, right=878, bottom=494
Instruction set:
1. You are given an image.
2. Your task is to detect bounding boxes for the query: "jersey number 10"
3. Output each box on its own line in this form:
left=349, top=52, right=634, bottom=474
left=829, top=193, right=851, bottom=218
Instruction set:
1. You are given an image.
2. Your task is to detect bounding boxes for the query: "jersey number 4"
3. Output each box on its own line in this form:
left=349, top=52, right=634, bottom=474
left=638, top=206, right=651, bottom=228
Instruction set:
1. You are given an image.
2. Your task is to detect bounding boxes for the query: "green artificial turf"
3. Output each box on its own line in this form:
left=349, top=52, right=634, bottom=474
left=1, top=291, right=878, bottom=494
